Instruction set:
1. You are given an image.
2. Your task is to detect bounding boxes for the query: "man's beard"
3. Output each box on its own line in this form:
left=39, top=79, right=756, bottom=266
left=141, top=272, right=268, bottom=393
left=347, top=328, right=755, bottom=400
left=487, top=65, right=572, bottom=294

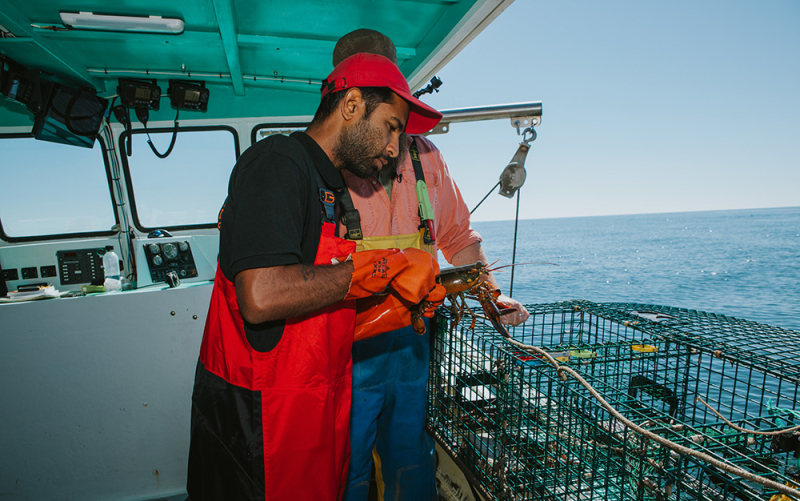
left=380, top=133, right=409, bottom=181
left=334, top=116, right=389, bottom=179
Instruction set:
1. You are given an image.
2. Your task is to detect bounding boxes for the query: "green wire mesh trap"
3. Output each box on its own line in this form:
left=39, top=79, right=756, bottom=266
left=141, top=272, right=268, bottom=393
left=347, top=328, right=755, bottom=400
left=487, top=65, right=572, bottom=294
left=428, top=300, right=800, bottom=500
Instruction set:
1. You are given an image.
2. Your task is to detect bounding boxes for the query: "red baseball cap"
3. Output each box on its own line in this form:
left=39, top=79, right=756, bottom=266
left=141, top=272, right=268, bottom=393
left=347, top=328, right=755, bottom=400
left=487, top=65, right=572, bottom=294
left=321, top=53, right=442, bottom=135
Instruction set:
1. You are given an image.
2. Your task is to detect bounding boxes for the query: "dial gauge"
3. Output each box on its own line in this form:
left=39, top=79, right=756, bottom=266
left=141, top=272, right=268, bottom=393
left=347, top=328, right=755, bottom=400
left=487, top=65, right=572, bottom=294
left=163, top=243, right=179, bottom=260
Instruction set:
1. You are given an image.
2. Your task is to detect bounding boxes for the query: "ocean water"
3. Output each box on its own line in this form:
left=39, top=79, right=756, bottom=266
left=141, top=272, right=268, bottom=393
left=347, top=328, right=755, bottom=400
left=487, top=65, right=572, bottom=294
left=470, top=206, right=800, bottom=331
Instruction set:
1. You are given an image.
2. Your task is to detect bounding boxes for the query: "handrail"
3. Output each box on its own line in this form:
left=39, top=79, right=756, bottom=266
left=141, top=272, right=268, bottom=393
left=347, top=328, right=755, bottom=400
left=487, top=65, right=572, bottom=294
left=439, top=101, right=542, bottom=124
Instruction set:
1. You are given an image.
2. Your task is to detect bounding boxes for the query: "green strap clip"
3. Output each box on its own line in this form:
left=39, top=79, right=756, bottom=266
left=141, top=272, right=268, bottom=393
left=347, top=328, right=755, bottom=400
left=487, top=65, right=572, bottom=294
left=416, top=180, right=434, bottom=223
left=416, top=180, right=436, bottom=243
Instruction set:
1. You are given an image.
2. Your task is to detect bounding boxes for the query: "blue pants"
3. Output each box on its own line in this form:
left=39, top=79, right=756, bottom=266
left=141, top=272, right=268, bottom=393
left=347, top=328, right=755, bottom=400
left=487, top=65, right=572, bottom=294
left=343, top=322, right=437, bottom=501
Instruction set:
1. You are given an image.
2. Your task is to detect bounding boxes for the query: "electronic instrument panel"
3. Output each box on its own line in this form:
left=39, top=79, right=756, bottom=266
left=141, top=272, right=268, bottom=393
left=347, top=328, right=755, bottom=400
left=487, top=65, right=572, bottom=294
left=56, top=248, right=105, bottom=285
left=144, top=240, right=198, bottom=283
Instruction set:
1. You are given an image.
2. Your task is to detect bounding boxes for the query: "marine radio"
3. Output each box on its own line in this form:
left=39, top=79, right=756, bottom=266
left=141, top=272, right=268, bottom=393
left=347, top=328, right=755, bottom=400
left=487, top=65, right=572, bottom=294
left=0, top=56, right=50, bottom=114
left=117, top=78, right=161, bottom=110
left=168, top=80, right=209, bottom=111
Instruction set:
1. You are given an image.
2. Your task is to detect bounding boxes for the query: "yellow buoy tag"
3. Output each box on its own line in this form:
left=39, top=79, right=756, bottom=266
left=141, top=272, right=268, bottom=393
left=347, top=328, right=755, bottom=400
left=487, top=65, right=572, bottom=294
left=631, top=344, right=658, bottom=353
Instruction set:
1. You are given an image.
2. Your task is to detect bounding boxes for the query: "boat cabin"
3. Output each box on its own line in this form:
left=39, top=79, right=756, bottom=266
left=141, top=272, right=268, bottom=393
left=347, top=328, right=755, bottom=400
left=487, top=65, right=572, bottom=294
left=0, top=1, right=537, bottom=499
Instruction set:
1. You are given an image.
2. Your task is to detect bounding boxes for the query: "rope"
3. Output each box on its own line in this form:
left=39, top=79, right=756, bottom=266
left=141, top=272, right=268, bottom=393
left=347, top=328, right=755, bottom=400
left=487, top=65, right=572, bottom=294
left=695, top=396, right=800, bottom=435
left=501, top=336, right=800, bottom=499
left=509, top=187, right=521, bottom=297
left=470, top=181, right=500, bottom=215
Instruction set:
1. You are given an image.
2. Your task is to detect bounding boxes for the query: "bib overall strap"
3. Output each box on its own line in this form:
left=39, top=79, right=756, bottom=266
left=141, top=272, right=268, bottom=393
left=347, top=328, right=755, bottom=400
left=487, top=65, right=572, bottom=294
left=319, top=188, right=336, bottom=224
left=309, top=160, right=362, bottom=240
left=311, top=164, right=339, bottom=228
left=409, top=138, right=436, bottom=244
left=338, top=188, right=364, bottom=240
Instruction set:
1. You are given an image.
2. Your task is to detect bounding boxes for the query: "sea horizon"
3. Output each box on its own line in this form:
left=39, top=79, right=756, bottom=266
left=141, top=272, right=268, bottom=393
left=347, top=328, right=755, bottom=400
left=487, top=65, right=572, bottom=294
left=469, top=206, right=800, bottom=331
left=471, top=205, right=800, bottom=224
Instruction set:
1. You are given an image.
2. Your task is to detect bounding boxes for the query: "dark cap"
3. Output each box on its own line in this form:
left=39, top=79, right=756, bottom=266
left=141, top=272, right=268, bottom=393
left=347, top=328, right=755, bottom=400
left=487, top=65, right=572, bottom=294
left=333, top=28, right=398, bottom=66
left=322, top=53, right=442, bottom=135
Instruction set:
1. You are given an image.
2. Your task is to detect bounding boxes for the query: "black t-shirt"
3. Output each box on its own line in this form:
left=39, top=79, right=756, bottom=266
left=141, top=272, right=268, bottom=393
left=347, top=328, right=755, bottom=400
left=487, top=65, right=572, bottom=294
left=217, top=131, right=347, bottom=351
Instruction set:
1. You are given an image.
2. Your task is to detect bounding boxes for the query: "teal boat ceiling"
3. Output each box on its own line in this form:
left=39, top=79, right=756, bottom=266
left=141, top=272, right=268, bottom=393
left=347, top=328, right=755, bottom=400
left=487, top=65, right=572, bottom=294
left=0, top=0, right=512, bottom=126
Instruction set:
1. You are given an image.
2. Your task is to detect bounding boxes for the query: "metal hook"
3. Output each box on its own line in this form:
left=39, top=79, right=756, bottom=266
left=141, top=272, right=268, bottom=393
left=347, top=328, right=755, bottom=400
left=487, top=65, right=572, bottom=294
left=521, top=127, right=537, bottom=144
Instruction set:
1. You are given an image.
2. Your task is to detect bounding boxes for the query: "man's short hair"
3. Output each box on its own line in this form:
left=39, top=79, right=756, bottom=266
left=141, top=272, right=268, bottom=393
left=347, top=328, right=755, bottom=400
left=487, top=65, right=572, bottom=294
left=333, top=29, right=397, bottom=66
left=310, top=86, right=395, bottom=127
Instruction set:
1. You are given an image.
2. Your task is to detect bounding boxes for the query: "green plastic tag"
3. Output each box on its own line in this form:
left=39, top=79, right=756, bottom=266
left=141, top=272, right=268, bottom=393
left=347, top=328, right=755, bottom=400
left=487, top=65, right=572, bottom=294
left=416, top=180, right=434, bottom=222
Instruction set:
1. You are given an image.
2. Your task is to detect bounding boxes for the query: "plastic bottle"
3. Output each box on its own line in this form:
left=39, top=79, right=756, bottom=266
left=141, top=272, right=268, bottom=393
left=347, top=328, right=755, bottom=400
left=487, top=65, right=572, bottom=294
left=103, top=249, right=122, bottom=292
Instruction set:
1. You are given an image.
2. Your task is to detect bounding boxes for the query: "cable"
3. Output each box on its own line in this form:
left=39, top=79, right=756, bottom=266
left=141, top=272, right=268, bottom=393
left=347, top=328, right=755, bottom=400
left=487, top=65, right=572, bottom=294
left=110, top=100, right=132, bottom=156
left=470, top=181, right=500, bottom=214
left=101, top=120, right=136, bottom=282
left=62, top=89, right=106, bottom=137
left=509, top=188, right=521, bottom=297
left=145, top=108, right=181, bottom=158
left=30, top=24, right=72, bottom=32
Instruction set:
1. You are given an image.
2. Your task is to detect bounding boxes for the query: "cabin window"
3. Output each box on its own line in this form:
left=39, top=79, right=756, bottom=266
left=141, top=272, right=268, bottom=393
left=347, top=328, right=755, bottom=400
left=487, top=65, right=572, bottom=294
left=0, top=136, right=117, bottom=239
left=122, top=127, right=238, bottom=230
left=251, top=123, right=308, bottom=144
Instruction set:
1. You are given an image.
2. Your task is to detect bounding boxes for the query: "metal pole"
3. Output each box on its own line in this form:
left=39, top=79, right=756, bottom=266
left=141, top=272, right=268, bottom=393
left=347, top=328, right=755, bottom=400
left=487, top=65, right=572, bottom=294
left=439, top=102, right=542, bottom=123
left=509, top=187, right=521, bottom=298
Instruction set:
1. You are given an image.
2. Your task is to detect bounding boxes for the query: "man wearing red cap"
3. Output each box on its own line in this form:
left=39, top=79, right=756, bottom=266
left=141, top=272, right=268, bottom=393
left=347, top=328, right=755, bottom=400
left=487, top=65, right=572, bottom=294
left=187, top=52, right=446, bottom=500
left=330, top=30, right=530, bottom=501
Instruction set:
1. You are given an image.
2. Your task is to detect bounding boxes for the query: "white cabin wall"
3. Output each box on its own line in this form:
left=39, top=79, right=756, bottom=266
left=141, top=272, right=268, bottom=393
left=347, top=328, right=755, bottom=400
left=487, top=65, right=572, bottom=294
left=0, top=115, right=298, bottom=499
left=0, top=284, right=211, bottom=500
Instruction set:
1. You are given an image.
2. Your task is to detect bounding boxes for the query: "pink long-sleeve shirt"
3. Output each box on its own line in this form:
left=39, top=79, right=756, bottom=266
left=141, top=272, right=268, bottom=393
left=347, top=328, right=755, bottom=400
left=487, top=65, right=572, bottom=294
left=339, top=135, right=481, bottom=262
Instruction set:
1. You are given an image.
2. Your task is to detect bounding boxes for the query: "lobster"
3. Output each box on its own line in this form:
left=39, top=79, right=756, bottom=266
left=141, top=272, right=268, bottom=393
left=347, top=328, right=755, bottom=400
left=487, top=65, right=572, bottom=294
left=411, top=261, right=520, bottom=338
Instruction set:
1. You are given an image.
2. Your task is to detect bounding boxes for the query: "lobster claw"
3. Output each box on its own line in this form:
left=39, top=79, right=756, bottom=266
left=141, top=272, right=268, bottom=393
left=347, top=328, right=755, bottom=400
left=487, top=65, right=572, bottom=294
left=410, top=291, right=445, bottom=335
left=410, top=303, right=427, bottom=335
left=479, top=293, right=511, bottom=339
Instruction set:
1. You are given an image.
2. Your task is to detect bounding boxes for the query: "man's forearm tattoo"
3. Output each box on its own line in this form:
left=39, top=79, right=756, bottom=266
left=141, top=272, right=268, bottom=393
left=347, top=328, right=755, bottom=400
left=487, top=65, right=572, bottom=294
left=301, top=266, right=316, bottom=282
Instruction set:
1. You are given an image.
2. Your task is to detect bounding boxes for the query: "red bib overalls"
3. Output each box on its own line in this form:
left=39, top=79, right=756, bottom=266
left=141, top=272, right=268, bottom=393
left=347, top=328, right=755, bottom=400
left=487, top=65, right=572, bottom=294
left=193, top=221, right=356, bottom=500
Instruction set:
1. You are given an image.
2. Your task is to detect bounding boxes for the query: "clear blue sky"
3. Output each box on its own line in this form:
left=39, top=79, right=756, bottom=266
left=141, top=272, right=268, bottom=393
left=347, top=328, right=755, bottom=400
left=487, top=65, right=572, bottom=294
left=421, top=0, right=800, bottom=222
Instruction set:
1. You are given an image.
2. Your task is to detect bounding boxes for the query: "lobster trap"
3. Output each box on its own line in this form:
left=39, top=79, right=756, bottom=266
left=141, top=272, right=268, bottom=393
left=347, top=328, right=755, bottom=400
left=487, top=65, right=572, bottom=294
left=428, top=300, right=800, bottom=500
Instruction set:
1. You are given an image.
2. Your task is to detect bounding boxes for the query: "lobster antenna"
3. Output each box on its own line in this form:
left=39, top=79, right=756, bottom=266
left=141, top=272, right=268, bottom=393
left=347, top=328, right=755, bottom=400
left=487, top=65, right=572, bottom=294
left=489, top=261, right=559, bottom=272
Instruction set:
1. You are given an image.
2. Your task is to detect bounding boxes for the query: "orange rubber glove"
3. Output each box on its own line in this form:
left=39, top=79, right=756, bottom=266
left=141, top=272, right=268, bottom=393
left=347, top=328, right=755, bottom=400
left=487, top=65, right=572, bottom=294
left=340, top=248, right=406, bottom=300
left=354, top=284, right=446, bottom=341
left=388, top=248, right=441, bottom=304
left=340, top=248, right=441, bottom=303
